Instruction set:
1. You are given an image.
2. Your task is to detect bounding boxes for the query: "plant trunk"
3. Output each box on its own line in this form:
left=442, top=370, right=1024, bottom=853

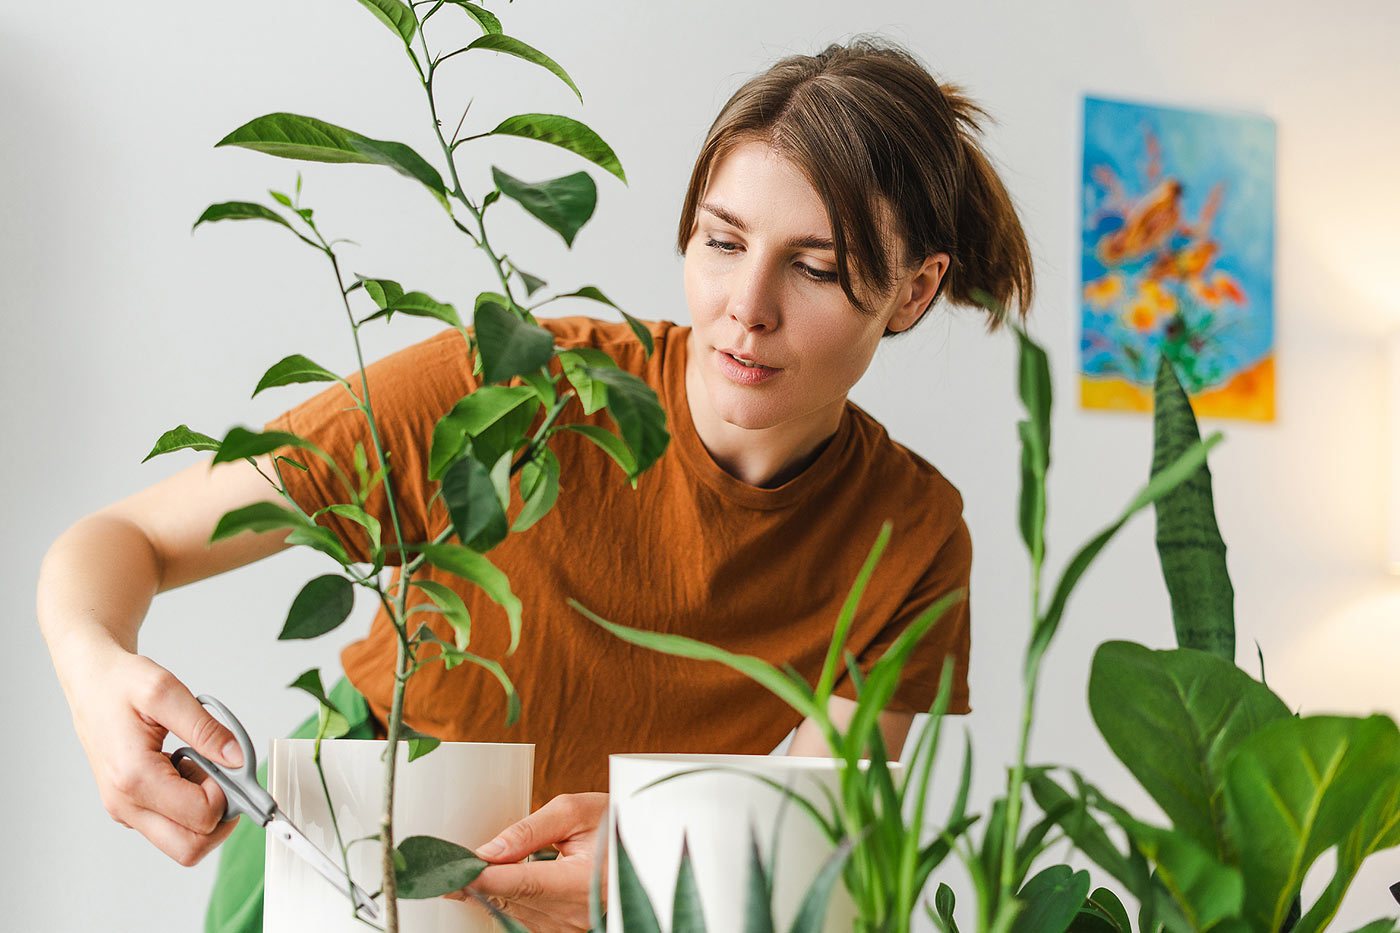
left=381, top=635, right=409, bottom=931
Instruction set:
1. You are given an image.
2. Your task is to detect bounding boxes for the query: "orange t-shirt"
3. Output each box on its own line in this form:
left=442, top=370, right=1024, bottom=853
left=268, top=316, right=970, bottom=809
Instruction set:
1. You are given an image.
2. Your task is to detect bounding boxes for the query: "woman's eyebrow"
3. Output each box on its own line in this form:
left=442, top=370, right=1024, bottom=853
left=700, top=201, right=834, bottom=251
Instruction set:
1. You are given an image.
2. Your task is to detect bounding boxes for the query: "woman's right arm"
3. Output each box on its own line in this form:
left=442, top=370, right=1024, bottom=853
left=37, top=453, right=294, bottom=866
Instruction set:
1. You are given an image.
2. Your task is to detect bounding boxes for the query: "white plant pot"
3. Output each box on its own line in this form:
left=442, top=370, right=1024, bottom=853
left=609, top=753, right=901, bottom=933
left=265, top=738, right=533, bottom=932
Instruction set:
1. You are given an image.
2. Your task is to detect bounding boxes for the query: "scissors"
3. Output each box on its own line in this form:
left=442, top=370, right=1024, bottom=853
left=171, top=694, right=381, bottom=922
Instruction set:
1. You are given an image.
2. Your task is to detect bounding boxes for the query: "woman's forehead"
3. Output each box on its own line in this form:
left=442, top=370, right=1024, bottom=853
left=701, top=140, right=833, bottom=238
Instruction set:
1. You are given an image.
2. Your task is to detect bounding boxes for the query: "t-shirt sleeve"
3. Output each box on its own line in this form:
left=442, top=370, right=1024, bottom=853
left=832, top=517, right=973, bottom=716
left=261, top=329, right=475, bottom=563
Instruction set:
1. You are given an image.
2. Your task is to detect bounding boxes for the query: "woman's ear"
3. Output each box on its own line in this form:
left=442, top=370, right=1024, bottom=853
left=887, top=252, right=950, bottom=333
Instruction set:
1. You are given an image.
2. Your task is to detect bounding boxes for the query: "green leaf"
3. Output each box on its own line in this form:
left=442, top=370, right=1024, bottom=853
left=591, top=367, right=670, bottom=477
left=1152, top=356, right=1235, bottom=660
left=441, top=455, right=509, bottom=552
left=556, top=286, right=654, bottom=356
left=474, top=299, right=555, bottom=384
left=1088, top=642, right=1291, bottom=858
left=933, top=883, right=961, bottom=933
left=279, top=574, right=355, bottom=640
left=1344, top=922, right=1400, bottom=933
left=743, top=831, right=776, bottom=933
left=614, top=827, right=663, bottom=933
left=671, top=838, right=707, bottom=933
left=816, top=524, right=890, bottom=704
left=429, top=386, right=536, bottom=481
left=563, top=423, right=637, bottom=479
left=445, top=0, right=501, bottom=34
left=143, top=425, right=220, bottom=462
left=1015, top=328, right=1051, bottom=567
left=319, top=503, right=382, bottom=555
left=1225, top=714, right=1400, bottom=933
left=253, top=354, right=343, bottom=397
left=458, top=649, right=522, bottom=726
left=787, top=836, right=858, bottom=933
left=410, top=579, right=472, bottom=648
left=284, top=523, right=352, bottom=566
left=400, top=724, right=442, bottom=762
left=288, top=668, right=349, bottom=738
left=192, top=201, right=297, bottom=236
left=514, top=448, right=560, bottom=532
left=357, top=276, right=406, bottom=311
left=489, top=113, right=626, bottom=183
left=348, top=136, right=450, bottom=209
left=209, top=501, right=308, bottom=543
left=380, top=290, right=462, bottom=329
left=559, top=348, right=616, bottom=415
left=417, top=543, right=523, bottom=654
left=1294, top=776, right=1400, bottom=933
left=352, top=0, right=417, bottom=46
left=1084, top=888, right=1130, bottom=933
left=517, top=268, right=547, bottom=296
left=211, top=426, right=319, bottom=465
left=394, top=835, right=487, bottom=899
left=492, top=166, right=596, bottom=247
left=467, top=35, right=582, bottom=104
left=572, top=599, right=822, bottom=721
left=1026, top=771, right=1145, bottom=896
left=1010, top=865, right=1091, bottom=933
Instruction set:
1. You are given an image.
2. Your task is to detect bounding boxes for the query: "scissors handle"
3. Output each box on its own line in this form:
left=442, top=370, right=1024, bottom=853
left=170, top=694, right=277, bottom=824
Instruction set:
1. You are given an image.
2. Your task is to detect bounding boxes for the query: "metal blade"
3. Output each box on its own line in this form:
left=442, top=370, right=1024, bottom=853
left=266, top=812, right=382, bottom=922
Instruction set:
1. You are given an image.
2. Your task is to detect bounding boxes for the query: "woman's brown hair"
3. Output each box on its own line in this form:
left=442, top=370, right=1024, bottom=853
left=676, top=38, right=1033, bottom=329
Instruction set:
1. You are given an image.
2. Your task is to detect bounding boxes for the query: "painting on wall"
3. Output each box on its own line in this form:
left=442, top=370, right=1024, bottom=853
left=1079, top=96, right=1276, bottom=421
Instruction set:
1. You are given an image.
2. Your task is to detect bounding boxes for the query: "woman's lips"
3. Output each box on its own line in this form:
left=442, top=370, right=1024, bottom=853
left=715, top=348, right=781, bottom=386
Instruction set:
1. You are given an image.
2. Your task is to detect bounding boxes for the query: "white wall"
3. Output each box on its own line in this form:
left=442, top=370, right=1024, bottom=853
left=4, top=0, right=1397, bottom=929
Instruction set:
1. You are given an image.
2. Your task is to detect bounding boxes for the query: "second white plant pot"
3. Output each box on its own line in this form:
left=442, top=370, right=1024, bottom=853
left=609, top=753, right=900, bottom=932
left=264, top=738, right=533, bottom=933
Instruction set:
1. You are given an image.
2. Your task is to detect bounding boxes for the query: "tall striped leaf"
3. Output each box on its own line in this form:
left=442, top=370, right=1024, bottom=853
left=1152, top=356, right=1235, bottom=661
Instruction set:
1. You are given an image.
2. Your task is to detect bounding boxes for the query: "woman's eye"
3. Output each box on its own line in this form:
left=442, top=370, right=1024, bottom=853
left=797, top=263, right=839, bottom=284
left=704, top=236, right=740, bottom=253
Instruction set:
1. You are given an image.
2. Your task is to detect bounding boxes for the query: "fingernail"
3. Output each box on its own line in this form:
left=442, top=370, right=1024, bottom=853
left=221, top=740, right=244, bottom=767
left=475, top=838, right=504, bottom=859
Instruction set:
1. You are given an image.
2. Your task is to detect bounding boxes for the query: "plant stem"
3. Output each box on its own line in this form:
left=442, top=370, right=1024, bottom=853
left=380, top=629, right=410, bottom=932
left=995, top=568, right=1043, bottom=931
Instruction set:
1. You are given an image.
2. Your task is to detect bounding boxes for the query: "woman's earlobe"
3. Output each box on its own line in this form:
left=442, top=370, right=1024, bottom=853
left=889, top=253, right=950, bottom=332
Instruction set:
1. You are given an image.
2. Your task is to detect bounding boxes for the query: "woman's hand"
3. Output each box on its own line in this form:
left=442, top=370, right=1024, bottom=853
left=67, top=645, right=243, bottom=865
left=452, top=791, right=609, bottom=932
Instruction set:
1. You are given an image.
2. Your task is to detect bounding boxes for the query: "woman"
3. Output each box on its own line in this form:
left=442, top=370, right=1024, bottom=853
left=37, top=38, right=1031, bottom=932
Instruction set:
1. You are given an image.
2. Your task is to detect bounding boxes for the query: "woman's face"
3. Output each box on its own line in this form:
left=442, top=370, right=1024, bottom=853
left=683, top=140, right=946, bottom=437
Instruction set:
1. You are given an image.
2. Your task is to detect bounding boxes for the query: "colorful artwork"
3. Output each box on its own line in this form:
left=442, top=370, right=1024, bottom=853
left=1080, top=96, right=1276, bottom=421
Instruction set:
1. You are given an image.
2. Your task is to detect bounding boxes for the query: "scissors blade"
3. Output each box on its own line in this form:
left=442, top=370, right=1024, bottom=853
left=266, top=812, right=381, bottom=922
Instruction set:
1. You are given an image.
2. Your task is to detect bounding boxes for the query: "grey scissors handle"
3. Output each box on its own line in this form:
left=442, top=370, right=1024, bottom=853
left=170, top=694, right=277, bottom=824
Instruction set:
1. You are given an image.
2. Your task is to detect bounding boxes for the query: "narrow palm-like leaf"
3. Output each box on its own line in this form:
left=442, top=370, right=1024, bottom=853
left=815, top=523, right=890, bottom=703
left=787, top=837, right=858, bottom=933
left=489, top=113, right=626, bottom=183
left=467, top=35, right=582, bottom=103
left=1015, top=329, right=1051, bottom=567
left=279, top=573, right=355, bottom=640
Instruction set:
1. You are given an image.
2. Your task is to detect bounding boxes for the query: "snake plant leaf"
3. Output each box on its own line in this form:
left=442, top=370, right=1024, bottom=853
left=475, top=299, right=554, bottom=384
left=1014, top=328, right=1051, bottom=566
left=143, top=425, right=220, bottom=462
left=400, top=724, right=441, bottom=762
left=394, top=835, right=487, bottom=898
left=1293, top=776, right=1400, bottom=933
left=1152, top=356, right=1235, bottom=660
left=1226, top=714, right=1400, bottom=933
left=555, top=286, right=655, bottom=355
left=743, top=830, right=777, bottom=933
left=352, top=0, right=416, bottom=46
left=588, top=367, right=670, bottom=477
left=513, top=448, right=560, bottom=533
left=614, top=827, right=663, bottom=933
left=787, top=836, right=858, bottom=933
left=468, top=35, right=582, bottom=103
left=417, top=543, right=522, bottom=654
left=1089, top=641, right=1290, bottom=858
left=209, top=501, right=308, bottom=543
left=559, top=347, right=616, bottom=414
left=442, top=455, right=509, bottom=552
left=446, top=0, right=502, bottom=34
left=1010, top=864, right=1091, bottom=933
left=429, top=385, right=537, bottom=481
left=563, top=424, right=638, bottom=482
left=572, top=599, right=823, bottom=721
left=279, top=573, right=355, bottom=640
left=410, top=579, right=473, bottom=649
left=252, top=354, right=343, bottom=397
left=492, top=166, right=596, bottom=246
left=489, top=113, right=626, bottom=183
left=670, top=838, right=707, bottom=933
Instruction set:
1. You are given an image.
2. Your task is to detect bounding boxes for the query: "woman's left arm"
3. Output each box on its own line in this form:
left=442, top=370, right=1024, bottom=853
left=787, top=696, right=916, bottom=760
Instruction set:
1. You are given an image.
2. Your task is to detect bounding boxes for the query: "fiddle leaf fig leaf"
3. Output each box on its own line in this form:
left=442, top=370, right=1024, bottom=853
left=400, top=724, right=441, bottom=762
left=489, top=113, right=626, bottom=183
left=394, top=835, right=487, bottom=899
left=474, top=299, right=554, bottom=384
left=209, top=501, right=308, bottom=543
left=556, top=286, right=654, bottom=356
left=143, top=425, right=220, bottom=462
left=279, top=573, right=355, bottom=640
left=590, top=367, right=669, bottom=478
left=417, top=543, right=522, bottom=654
left=441, top=455, right=509, bottom=552
left=491, top=166, right=596, bottom=247
left=467, top=35, right=582, bottom=103
left=447, top=0, right=502, bottom=34
left=252, top=354, right=344, bottom=397
left=352, top=0, right=417, bottom=46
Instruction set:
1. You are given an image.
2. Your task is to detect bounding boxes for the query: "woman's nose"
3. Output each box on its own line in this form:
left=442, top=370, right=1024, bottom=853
left=728, top=259, right=780, bottom=332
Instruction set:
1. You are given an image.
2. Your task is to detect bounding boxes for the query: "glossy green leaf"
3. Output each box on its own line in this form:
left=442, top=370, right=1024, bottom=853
left=1015, top=328, right=1051, bottom=566
left=743, top=831, right=776, bottom=933
left=143, top=425, right=220, bottom=462
left=400, top=724, right=442, bottom=762
left=1027, top=771, right=1143, bottom=895
left=211, top=426, right=319, bottom=465
left=319, top=503, right=382, bottom=555
left=556, top=286, right=654, bottom=355
left=1344, top=922, right=1400, bottom=933
left=788, top=837, right=857, bottom=933
left=565, top=423, right=638, bottom=480
left=1084, top=888, right=1130, bottom=933
left=572, top=599, right=822, bottom=721
left=458, top=648, right=521, bottom=726
left=410, top=579, right=472, bottom=649
left=380, top=290, right=462, bottom=329
left=492, top=166, right=595, bottom=246
left=394, top=835, right=487, bottom=898
left=1294, top=776, right=1400, bottom=933
left=447, top=0, right=502, bottom=34
left=209, top=501, right=307, bottom=543
left=590, top=367, right=669, bottom=477
left=1152, top=356, right=1235, bottom=660
left=279, top=574, right=355, bottom=640
left=284, top=523, right=352, bottom=566
left=1010, top=865, right=1091, bottom=933
left=816, top=523, right=889, bottom=703
left=288, top=668, right=348, bottom=738
left=517, top=267, right=547, bottom=296
left=933, top=883, right=961, bottom=933
left=357, top=276, right=405, bottom=311
left=252, top=354, right=343, bottom=397
left=417, top=543, right=522, bottom=653
left=441, top=456, right=508, bottom=552
left=489, top=113, right=626, bottom=183
left=429, top=386, right=537, bottom=481
left=348, top=136, right=449, bottom=209
left=514, top=448, right=560, bottom=532
left=614, top=828, right=663, bottom=933
left=467, top=35, right=582, bottom=103
left=475, top=299, right=554, bottom=384
left=352, top=0, right=416, bottom=46
left=670, top=838, right=707, bottom=933
left=1226, top=714, right=1400, bottom=933
left=1089, top=641, right=1290, bottom=858
left=559, top=347, right=616, bottom=414
left=191, top=201, right=299, bottom=237
left=217, top=113, right=382, bottom=164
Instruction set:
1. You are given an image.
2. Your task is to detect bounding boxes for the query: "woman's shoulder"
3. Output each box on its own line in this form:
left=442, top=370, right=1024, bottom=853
left=842, top=402, right=965, bottom=518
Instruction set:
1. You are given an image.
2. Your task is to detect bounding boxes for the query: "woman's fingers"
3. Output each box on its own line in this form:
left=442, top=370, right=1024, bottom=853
left=121, top=804, right=239, bottom=867
left=476, top=792, right=608, bottom=862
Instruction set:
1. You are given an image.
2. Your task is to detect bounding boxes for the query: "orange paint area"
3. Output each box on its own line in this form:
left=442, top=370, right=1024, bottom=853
left=1080, top=355, right=1275, bottom=422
